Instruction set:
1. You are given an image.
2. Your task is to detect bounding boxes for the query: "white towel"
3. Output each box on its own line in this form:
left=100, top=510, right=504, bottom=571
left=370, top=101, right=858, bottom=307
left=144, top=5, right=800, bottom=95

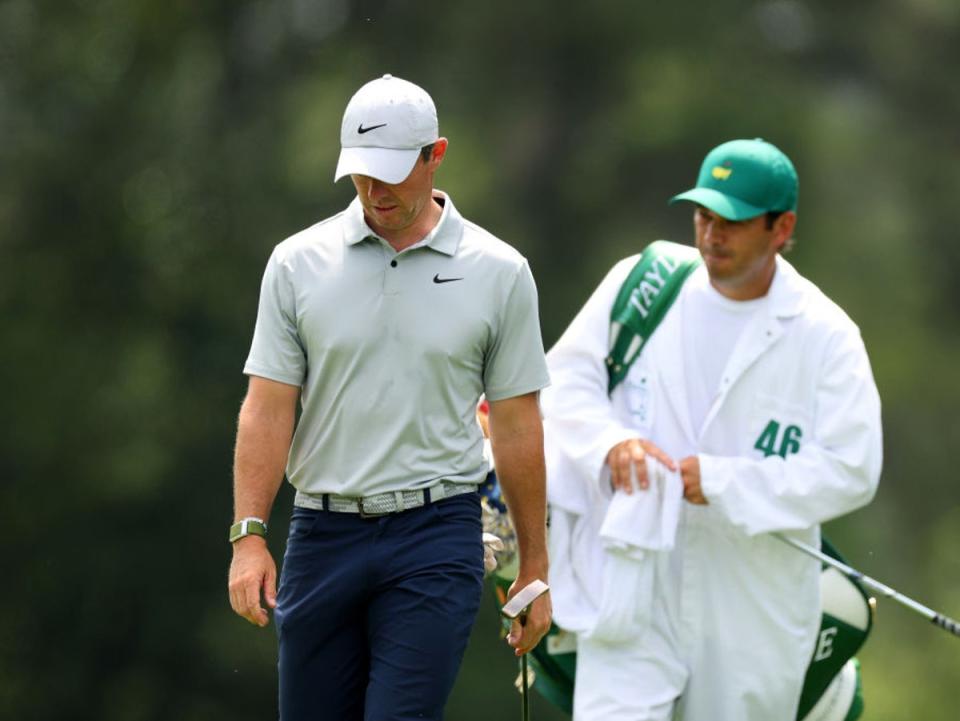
left=587, top=457, right=682, bottom=643
left=599, top=457, right=682, bottom=555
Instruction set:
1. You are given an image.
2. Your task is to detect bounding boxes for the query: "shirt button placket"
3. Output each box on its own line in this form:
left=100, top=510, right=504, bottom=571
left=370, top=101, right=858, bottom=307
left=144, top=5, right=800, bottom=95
left=384, top=255, right=401, bottom=295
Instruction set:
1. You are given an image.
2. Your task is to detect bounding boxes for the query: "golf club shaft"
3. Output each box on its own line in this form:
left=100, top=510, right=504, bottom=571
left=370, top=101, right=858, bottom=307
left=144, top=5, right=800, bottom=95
left=775, top=533, right=960, bottom=637
left=521, top=652, right=529, bottom=721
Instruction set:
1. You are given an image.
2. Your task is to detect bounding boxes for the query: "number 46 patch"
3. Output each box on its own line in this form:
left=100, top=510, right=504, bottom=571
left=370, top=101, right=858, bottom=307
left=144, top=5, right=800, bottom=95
left=754, top=420, right=803, bottom=458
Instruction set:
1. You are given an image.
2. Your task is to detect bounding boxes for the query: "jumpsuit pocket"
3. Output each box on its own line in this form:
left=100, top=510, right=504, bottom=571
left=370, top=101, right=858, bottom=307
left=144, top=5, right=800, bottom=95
left=748, top=393, right=812, bottom=460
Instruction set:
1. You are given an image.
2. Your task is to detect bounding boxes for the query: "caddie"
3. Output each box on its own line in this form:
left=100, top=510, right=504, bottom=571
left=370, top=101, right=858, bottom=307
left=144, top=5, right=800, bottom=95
left=227, top=74, right=552, bottom=721
left=541, top=138, right=883, bottom=721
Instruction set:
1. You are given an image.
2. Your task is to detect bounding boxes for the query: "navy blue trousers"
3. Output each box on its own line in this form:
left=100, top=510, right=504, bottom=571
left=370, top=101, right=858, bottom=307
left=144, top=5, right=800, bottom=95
left=275, top=493, right=485, bottom=721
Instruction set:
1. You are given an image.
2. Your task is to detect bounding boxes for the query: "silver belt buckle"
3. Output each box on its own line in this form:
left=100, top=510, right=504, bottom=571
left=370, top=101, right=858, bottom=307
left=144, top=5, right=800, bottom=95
left=357, top=495, right=390, bottom=519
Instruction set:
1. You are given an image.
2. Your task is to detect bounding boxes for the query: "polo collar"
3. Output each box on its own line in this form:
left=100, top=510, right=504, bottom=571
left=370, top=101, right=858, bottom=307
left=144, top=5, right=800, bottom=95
left=342, top=190, right=464, bottom=256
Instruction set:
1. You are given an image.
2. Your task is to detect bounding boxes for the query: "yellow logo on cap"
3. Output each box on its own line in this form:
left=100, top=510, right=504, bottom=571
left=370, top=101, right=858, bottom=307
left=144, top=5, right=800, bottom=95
left=712, top=166, right=733, bottom=180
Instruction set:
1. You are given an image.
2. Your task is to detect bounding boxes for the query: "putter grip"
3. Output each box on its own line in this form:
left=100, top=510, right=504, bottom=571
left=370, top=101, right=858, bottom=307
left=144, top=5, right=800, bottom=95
left=932, top=614, right=960, bottom=637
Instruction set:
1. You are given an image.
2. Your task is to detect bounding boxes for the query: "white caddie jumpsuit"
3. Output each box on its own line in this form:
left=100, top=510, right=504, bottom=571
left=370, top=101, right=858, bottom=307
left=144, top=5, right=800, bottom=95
left=543, top=254, right=882, bottom=721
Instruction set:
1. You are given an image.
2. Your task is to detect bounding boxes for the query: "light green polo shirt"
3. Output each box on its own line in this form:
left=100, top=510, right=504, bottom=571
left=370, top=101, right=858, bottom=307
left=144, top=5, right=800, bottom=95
left=244, top=191, right=550, bottom=497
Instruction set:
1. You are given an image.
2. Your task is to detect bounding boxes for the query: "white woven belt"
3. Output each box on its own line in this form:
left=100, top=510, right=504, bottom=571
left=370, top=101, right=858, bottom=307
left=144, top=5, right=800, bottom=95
left=294, top=480, right=478, bottom=518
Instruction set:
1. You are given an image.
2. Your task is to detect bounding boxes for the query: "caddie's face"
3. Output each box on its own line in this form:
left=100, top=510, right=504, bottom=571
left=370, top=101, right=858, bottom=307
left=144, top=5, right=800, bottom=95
left=352, top=140, right=447, bottom=237
left=694, top=206, right=795, bottom=301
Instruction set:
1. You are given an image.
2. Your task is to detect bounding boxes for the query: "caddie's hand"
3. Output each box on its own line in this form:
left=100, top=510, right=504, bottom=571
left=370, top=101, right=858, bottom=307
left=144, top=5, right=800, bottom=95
left=506, top=576, right=552, bottom=657
left=679, top=455, right=708, bottom=505
left=606, top=438, right=676, bottom=493
left=228, top=535, right=277, bottom=627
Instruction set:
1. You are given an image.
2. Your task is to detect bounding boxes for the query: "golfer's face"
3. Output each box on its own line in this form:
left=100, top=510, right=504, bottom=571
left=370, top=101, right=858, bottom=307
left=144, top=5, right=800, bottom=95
left=352, top=158, right=434, bottom=235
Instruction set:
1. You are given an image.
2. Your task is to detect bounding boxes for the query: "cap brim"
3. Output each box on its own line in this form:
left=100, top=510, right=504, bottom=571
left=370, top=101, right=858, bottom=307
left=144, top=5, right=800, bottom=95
left=334, top=146, right=420, bottom=184
left=669, top=188, right=767, bottom=221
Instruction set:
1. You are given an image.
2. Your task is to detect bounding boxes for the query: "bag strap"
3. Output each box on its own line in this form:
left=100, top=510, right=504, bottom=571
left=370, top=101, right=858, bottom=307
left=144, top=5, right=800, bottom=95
left=606, top=240, right=701, bottom=394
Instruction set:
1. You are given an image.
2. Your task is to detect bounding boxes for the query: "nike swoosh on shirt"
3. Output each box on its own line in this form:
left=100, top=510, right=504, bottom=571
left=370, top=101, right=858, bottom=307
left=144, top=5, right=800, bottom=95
left=433, top=274, right=464, bottom=284
left=357, top=123, right=387, bottom=134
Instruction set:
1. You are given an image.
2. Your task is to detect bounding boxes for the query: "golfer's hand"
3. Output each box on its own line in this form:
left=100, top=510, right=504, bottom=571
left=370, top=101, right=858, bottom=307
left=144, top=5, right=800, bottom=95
left=606, top=438, right=676, bottom=493
left=228, top=535, right=277, bottom=627
left=506, top=577, right=552, bottom=657
left=679, top=455, right=708, bottom=505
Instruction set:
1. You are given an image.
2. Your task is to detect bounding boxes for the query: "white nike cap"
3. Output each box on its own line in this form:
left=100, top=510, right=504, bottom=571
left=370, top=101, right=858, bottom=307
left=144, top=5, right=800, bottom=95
left=334, top=74, right=439, bottom=184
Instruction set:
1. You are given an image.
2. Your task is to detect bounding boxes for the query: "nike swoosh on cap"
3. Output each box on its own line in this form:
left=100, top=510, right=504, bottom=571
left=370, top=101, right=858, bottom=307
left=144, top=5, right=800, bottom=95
left=357, top=123, right=387, bottom=134
left=433, top=274, right=464, bottom=284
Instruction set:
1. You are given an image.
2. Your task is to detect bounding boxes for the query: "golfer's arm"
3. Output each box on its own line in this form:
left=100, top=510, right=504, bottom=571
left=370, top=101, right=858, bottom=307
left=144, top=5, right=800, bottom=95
left=233, top=376, right=299, bottom=525
left=488, top=392, right=549, bottom=580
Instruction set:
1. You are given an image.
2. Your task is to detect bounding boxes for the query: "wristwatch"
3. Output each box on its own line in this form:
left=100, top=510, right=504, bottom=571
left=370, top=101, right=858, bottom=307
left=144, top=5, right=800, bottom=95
left=229, top=517, right=268, bottom=543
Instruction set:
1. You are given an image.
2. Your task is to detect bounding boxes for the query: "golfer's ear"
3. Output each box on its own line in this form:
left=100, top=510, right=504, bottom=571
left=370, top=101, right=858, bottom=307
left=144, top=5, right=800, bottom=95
left=428, top=138, right=448, bottom=165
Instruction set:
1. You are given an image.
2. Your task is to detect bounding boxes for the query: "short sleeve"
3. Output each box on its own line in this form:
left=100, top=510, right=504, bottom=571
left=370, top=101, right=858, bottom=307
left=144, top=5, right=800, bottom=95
left=243, top=248, right=307, bottom=386
left=483, top=261, right=550, bottom=400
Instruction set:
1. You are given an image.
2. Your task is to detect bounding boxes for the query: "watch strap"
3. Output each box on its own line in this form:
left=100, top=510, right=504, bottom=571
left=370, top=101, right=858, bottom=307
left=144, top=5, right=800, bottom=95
left=229, top=517, right=268, bottom=543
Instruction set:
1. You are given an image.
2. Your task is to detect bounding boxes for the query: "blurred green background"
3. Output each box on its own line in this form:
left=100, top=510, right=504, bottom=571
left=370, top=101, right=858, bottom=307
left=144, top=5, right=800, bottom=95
left=3, top=0, right=959, bottom=718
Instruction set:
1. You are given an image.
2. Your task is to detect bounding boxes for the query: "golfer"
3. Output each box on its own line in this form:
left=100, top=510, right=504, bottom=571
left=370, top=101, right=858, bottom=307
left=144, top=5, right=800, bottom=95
left=542, top=139, right=882, bottom=721
left=227, top=74, right=552, bottom=721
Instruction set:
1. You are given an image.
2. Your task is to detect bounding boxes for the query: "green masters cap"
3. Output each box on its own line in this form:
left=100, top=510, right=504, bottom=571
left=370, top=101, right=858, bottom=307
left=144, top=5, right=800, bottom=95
left=669, top=138, right=798, bottom=220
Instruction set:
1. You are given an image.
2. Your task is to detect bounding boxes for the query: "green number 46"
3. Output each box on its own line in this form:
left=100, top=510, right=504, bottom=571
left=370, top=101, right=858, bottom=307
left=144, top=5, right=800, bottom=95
left=754, top=420, right=803, bottom=458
